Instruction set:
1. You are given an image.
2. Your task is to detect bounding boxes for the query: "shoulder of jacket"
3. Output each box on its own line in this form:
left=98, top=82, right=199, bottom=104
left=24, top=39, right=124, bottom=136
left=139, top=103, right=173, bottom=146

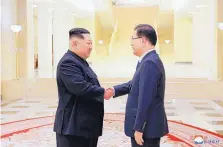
left=141, top=58, right=156, bottom=65
left=59, top=54, right=81, bottom=67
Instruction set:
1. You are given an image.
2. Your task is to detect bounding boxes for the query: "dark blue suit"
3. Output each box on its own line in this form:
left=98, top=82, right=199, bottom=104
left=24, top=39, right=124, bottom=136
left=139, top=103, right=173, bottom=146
left=114, top=50, right=169, bottom=146
left=54, top=50, right=104, bottom=147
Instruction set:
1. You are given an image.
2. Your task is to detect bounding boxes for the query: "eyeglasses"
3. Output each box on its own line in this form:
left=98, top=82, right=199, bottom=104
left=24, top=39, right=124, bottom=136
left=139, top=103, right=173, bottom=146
left=131, top=36, right=142, bottom=40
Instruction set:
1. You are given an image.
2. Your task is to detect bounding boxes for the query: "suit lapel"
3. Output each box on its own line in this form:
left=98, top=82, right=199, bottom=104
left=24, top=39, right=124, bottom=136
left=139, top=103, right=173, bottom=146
left=136, top=61, right=140, bottom=69
left=88, top=66, right=101, bottom=86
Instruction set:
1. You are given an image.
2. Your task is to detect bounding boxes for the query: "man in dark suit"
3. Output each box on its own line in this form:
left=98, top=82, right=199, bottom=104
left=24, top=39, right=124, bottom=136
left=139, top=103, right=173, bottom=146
left=105, top=24, right=169, bottom=147
left=53, top=28, right=110, bottom=147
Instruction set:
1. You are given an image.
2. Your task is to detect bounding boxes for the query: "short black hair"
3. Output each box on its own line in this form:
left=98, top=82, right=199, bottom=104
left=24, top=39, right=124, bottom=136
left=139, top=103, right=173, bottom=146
left=69, top=28, right=90, bottom=39
left=134, top=24, right=157, bottom=46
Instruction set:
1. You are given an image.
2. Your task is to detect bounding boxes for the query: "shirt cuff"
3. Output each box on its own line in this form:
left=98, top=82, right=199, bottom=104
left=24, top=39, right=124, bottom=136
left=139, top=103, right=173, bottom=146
left=111, top=87, right=115, bottom=97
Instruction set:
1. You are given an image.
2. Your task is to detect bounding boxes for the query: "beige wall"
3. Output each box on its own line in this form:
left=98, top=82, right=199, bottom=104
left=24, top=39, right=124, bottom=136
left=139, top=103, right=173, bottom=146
left=94, top=14, right=102, bottom=53
left=111, top=6, right=158, bottom=57
left=217, top=0, right=223, bottom=80
left=1, top=0, right=17, bottom=80
left=159, top=43, right=174, bottom=63
left=1, top=0, right=17, bottom=99
left=2, top=78, right=223, bottom=100
left=94, top=14, right=112, bottom=57
left=34, top=16, right=38, bottom=54
left=1, top=0, right=29, bottom=99
left=1, top=0, right=28, bottom=79
left=0, top=0, right=2, bottom=98
left=174, top=17, right=192, bottom=62
left=1, top=0, right=16, bottom=80
left=1, top=1, right=222, bottom=100
left=17, top=0, right=27, bottom=78
left=217, top=29, right=223, bottom=80
left=158, top=27, right=174, bottom=63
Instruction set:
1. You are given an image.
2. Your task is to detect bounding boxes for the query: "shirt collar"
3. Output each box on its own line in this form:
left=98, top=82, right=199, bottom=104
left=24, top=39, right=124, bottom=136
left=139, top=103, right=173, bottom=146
left=139, top=49, right=155, bottom=62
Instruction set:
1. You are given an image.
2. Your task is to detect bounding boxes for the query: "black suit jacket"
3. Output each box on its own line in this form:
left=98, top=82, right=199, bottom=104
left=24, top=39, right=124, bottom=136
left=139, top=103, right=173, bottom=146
left=114, top=50, right=169, bottom=138
left=53, top=50, right=105, bottom=138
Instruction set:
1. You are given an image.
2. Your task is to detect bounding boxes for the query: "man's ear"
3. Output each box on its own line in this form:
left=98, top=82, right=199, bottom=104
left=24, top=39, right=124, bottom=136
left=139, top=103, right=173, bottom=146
left=73, top=40, right=77, bottom=46
left=72, top=38, right=78, bottom=47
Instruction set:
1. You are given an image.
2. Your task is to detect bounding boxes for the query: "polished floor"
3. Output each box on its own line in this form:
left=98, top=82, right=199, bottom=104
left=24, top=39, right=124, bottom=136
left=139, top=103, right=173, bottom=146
left=1, top=96, right=223, bottom=146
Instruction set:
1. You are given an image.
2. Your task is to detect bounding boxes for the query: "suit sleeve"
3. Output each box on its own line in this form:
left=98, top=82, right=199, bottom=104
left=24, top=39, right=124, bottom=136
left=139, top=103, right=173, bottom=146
left=133, top=61, right=161, bottom=132
left=113, top=80, right=132, bottom=98
left=59, top=59, right=104, bottom=100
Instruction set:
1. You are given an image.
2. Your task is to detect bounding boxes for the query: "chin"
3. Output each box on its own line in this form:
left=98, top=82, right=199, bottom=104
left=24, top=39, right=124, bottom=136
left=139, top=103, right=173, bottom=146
left=133, top=50, right=137, bottom=56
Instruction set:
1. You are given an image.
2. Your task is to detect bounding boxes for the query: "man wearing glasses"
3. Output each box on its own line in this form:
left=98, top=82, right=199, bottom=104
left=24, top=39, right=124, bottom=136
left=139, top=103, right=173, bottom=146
left=106, top=24, right=169, bottom=147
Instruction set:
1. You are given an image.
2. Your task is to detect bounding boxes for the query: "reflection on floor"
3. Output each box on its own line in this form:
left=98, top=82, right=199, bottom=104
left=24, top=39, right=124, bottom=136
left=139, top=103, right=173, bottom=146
left=1, top=97, right=223, bottom=146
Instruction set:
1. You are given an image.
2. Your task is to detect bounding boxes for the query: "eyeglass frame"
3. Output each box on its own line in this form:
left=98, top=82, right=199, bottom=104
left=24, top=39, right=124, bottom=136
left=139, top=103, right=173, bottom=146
left=131, top=36, right=142, bottom=40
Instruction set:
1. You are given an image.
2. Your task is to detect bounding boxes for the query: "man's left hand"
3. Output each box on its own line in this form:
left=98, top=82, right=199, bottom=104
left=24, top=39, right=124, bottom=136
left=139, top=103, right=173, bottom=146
left=134, top=131, right=144, bottom=146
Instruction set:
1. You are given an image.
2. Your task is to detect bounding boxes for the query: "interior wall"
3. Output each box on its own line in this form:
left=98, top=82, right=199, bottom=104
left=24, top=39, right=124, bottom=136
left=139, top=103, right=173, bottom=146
left=158, top=27, right=174, bottom=63
left=34, top=16, right=38, bottom=54
left=17, top=0, right=27, bottom=79
left=191, top=7, right=214, bottom=76
left=218, top=29, right=223, bottom=80
left=174, top=17, right=192, bottom=62
left=96, top=6, right=159, bottom=77
left=111, top=6, right=158, bottom=57
left=0, top=0, right=2, bottom=98
left=1, top=0, right=17, bottom=80
left=2, top=78, right=223, bottom=100
left=217, top=0, right=223, bottom=80
left=2, top=1, right=222, bottom=101
left=95, top=21, right=113, bottom=58
left=1, top=0, right=30, bottom=100
left=94, top=14, right=110, bottom=57
left=159, top=43, right=174, bottom=63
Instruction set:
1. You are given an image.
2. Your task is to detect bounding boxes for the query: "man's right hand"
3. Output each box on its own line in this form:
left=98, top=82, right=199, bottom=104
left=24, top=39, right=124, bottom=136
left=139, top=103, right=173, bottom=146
left=104, top=88, right=115, bottom=100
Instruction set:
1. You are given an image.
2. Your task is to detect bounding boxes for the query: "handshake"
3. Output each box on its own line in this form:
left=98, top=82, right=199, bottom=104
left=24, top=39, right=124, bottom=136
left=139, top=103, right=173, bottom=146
left=104, top=87, right=115, bottom=100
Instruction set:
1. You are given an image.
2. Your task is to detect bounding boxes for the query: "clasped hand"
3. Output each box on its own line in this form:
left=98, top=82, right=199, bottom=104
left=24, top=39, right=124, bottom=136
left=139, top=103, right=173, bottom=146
left=104, top=87, right=114, bottom=100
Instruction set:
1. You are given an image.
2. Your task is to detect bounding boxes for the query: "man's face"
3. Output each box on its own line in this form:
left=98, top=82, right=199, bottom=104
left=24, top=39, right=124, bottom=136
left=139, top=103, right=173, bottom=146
left=131, top=30, right=143, bottom=57
left=74, top=34, right=92, bottom=59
